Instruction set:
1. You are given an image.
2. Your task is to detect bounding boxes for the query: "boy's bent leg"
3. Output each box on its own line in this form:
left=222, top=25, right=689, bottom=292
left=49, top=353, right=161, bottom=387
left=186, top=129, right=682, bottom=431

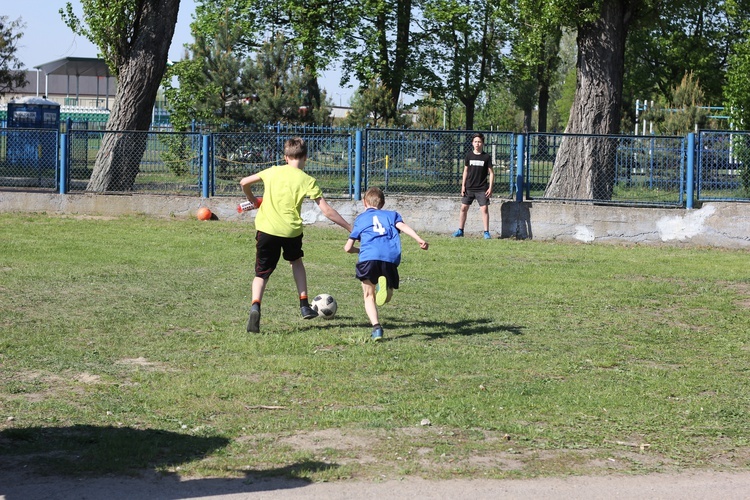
left=376, top=276, right=389, bottom=306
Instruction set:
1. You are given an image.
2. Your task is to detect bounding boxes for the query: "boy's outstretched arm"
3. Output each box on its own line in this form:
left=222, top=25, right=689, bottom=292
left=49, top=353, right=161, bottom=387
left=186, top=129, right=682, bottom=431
left=315, top=197, right=352, bottom=232
left=344, top=238, right=360, bottom=254
left=395, top=221, right=429, bottom=250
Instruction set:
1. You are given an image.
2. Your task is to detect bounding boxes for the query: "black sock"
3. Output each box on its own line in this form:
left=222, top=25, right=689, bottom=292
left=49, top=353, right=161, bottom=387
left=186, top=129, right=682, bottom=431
left=252, top=301, right=260, bottom=311
left=300, top=295, right=310, bottom=308
left=373, top=323, right=381, bottom=329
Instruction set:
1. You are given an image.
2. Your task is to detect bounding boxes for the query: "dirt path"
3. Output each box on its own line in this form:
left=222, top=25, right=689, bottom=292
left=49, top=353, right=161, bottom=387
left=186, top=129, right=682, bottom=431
left=3, top=470, right=750, bottom=499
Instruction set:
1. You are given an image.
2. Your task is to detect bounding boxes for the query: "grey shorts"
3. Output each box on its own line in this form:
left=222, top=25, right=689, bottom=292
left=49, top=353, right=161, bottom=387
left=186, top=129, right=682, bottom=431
left=462, top=190, right=490, bottom=207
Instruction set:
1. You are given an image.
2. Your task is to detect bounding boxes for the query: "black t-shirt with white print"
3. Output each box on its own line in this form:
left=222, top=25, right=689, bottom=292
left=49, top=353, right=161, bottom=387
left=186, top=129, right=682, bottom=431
left=464, top=151, right=492, bottom=191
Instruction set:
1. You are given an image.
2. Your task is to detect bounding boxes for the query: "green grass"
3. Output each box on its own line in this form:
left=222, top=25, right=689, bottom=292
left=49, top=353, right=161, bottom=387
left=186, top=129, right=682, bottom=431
left=1, top=213, right=750, bottom=481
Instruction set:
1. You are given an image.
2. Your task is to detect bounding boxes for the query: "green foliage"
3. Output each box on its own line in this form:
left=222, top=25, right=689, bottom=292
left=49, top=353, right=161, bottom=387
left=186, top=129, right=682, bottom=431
left=733, top=135, right=750, bottom=192
left=639, top=72, right=709, bottom=135
left=624, top=0, right=733, bottom=109
left=0, top=16, right=28, bottom=96
left=344, top=81, right=410, bottom=128
left=61, top=0, right=140, bottom=75
left=420, top=0, right=506, bottom=129
left=724, top=0, right=750, bottom=128
left=159, top=135, right=195, bottom=177
left=168, top=3, right=331, bottom=129
left=3, top=215, right=750, bottom=479
left=340, top=0, right=418, bottom=124
left=474, top=82, right=523, bottom=132
left=191, top=0, right=260, bottom=55
left=240, top=34, right=331, bottom=125
left=414, top=103, right=442, bottom=129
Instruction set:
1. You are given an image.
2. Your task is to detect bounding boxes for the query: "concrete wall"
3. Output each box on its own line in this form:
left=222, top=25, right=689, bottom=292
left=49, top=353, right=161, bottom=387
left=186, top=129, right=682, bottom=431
left=1, top=191, right=749, bottom=248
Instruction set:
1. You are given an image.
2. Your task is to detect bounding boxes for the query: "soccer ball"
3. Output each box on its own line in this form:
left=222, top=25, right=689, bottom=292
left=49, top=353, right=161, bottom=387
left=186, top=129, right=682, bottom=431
left=196, top=207, right=212, bottom=220
left=311, top=293, right=337, bottom=319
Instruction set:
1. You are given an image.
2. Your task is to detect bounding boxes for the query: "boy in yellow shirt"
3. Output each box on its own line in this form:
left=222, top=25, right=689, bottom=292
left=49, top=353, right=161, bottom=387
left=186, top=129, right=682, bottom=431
left=240, top=137, right=351, bottom=333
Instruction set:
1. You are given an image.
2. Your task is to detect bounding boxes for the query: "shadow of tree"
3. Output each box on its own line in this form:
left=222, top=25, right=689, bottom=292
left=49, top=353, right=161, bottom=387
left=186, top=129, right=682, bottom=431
left=0, top=425, right=230, bottom=476
left=0, top=425, right=338, bottom=498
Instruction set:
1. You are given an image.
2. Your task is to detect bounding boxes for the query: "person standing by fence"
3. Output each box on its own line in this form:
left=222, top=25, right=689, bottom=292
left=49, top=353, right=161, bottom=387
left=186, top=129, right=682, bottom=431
left=452, top=133, right=495, bottom=239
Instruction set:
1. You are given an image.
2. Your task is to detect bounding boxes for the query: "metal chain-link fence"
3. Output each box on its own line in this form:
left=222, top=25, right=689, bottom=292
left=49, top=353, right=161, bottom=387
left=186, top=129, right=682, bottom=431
left=211, top=132, right=353, bottom=199
left=698, top=131, right=750, bottom=201
left=525, top=133, right=686, bottom=206
left=0, top=128, right=59, bottom=190
left=363, top=129, right=515, bottom=198
left=67, top=130, right=202, bottom=194
left=4, top=124, right=750, bottom=207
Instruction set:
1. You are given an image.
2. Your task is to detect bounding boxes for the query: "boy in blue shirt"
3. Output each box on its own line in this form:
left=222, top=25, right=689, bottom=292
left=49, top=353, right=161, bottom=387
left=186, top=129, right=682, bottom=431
left=345, top=187, right=429, bottom=341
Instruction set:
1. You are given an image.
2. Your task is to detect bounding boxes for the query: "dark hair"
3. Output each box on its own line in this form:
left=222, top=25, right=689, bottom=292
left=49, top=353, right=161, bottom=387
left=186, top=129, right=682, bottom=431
left=284, top=137, right=308, bottom=159
left=471, top=132, right=485, bottom=142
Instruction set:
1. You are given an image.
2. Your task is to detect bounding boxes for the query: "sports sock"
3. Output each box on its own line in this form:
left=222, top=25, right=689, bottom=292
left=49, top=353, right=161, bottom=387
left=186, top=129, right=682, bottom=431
left=299, top=294, right=310, bottom=308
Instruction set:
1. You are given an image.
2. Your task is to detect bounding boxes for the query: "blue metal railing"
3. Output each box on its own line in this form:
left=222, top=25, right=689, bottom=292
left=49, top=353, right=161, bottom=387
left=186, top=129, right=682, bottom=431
left=5, top=125, right=750, bottom=207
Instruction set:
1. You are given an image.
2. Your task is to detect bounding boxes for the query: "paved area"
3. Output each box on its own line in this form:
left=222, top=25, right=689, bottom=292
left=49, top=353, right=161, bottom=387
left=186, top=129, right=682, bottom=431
left=3, top=470, right=750, bottom=499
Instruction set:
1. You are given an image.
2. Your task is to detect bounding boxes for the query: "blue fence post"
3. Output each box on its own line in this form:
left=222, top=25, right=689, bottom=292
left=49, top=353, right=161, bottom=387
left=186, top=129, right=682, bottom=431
left=59, top=132, right=68, bottom=194
left=201, top=134, right=210, bottom=198
left=686, top=133, right=695, bottom=209
left=348, top=134, right=353, bottom=199
left=515, top=134, right=524, bottom=202
left=354, top=130, right=363, bottom=200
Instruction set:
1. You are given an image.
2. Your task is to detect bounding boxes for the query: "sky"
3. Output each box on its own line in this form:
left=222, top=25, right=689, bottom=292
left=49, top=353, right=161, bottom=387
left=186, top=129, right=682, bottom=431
left=4, top=0, right=354, bottom=105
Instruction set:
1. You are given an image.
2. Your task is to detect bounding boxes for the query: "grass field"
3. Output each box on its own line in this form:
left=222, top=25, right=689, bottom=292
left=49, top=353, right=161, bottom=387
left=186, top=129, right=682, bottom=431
left=1, top=213, right=749, bottom=481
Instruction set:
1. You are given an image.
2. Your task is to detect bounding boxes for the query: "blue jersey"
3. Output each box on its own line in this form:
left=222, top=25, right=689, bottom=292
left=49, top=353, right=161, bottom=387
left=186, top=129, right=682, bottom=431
left=350, top=208, right=403, bottom=265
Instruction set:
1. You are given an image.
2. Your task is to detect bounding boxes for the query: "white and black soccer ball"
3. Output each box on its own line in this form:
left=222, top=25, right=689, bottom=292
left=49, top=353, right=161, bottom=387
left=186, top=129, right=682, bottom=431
left=311, top=293, right=337, bottom=319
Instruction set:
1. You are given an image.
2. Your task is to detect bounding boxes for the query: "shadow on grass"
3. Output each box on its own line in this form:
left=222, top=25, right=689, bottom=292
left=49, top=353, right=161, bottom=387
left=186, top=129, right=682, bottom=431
left=289, top=315, right=524, bottom=340
left=392, top=317, right=524, bottom=340
left=0, top=425, right=338, bottom=498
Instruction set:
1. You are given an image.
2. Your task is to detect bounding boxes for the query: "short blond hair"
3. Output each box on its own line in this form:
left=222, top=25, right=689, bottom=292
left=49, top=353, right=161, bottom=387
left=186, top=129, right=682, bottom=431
left=284, top=137, right=307, bottom=159
left=364, top=187, right=385, bottom=209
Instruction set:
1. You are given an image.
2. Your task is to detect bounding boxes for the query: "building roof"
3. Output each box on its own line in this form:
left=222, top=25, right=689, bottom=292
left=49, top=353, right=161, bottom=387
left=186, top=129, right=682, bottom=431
left=9, top=96, right=60, bottom=107
left=34, top=57, right=112, bottom=78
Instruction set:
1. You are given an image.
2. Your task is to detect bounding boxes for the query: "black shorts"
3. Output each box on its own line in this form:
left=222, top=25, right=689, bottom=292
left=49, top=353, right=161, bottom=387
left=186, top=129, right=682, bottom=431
left=355, top=260, right=400, bottom=289
left=462, top=190, right=490, bottom=207
left=255, top=231, right=304, bottom=279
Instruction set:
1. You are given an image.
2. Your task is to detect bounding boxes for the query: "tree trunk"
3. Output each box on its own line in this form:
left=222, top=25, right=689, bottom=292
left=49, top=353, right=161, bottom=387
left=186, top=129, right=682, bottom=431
left=522, top=105, right=532, bottom=133
left=464, top=95, right=477, bottom=130
left=389, top=0, right=412, bottom=112
left=87, top=0, right=180, bottom=192
left=544, top=0, right=630, bottom=200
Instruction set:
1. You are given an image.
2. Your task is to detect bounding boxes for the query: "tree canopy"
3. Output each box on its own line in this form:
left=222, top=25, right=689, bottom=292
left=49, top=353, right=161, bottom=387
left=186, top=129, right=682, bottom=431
left=0, top=16, right=28, bottom=96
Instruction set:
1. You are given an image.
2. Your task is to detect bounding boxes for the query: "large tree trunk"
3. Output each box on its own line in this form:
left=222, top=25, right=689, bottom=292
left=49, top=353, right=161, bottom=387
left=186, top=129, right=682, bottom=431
left=87, top=0, right=180, bottom=192
left=544, top=0, right=630, bottom=200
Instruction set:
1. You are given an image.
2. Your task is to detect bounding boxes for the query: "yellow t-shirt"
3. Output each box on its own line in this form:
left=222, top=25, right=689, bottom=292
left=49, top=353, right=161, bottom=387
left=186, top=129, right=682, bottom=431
left=254, top=164, right=323, bottom=238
